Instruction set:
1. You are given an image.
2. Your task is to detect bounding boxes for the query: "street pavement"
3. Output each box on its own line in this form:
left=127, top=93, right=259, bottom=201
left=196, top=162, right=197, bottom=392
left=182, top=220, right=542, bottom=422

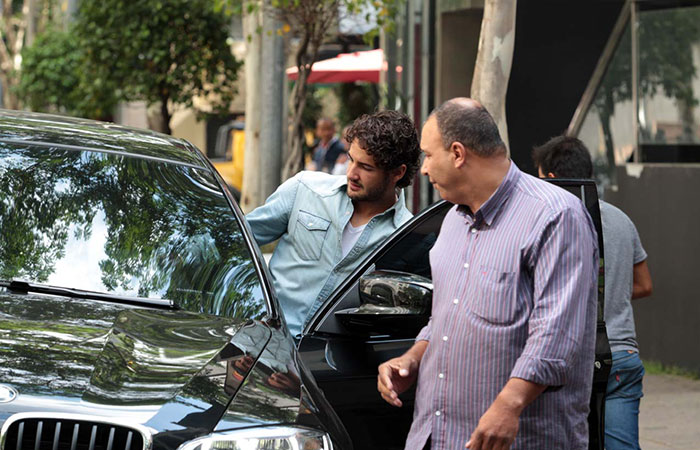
left=639, top=373, right=700, bottom=449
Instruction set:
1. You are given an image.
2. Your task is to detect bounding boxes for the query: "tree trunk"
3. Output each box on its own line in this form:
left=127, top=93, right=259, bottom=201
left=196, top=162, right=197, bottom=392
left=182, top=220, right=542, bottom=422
left=281, top=40, right=318, bottom=181
left=146, top=101, right=170, bottom=134
left=258, top=0, right=284, bottom=201
left=0, top=0, right=28, bottom=109
left=281, top=70, right=309, bottom=181
left=160, top=98, right=172, bottom=135
left=470, top=0, right=517, bottom=150
left=240, top=7, right=263, bottom=213
left=0, top=72, right=15, bottom=109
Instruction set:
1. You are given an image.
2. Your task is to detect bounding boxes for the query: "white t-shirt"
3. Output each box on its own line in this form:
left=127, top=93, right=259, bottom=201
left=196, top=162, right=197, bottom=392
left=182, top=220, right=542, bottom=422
left=341, top=221, right=367, bottom=258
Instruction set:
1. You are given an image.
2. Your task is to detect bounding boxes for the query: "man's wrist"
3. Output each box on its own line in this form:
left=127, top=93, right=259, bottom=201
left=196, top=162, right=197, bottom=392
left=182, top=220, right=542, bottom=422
left=404, top=340, right=428, bottom=364
left=494, top=378, right=548, bottom=417
left=494, top=391, right=526, bottom=416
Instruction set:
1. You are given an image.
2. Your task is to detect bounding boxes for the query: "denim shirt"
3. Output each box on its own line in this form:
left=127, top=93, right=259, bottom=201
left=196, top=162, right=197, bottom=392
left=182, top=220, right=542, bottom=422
left=246, top=171, right=412, bottom=337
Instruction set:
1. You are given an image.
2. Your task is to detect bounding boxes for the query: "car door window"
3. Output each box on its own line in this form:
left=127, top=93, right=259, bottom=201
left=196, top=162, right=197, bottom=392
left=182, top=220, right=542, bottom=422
left=372, top=209, right=446, bottom=279
left=305, top=202, right=452, bottom=335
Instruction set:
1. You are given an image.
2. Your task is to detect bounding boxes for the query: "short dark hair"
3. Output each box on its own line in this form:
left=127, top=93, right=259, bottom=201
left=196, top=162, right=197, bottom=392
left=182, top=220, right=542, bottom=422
left=344, top=110, right=421, bottom=188
left=532, top=136, right=593, bottom=178
left=432, top=101, right=506, bottom=157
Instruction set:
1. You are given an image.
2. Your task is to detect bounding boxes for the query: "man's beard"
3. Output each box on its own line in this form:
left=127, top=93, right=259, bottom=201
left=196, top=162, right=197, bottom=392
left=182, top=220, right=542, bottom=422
left=347, top=177, right=392, bottom=202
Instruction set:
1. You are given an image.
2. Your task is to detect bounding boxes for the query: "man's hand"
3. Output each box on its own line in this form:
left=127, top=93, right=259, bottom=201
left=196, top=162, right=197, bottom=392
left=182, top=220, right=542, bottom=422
left=465, top=396, right=520, bottom=450
left=466, top=378, right=546, bottom=449
left=377, top=341, right=427, bottom=407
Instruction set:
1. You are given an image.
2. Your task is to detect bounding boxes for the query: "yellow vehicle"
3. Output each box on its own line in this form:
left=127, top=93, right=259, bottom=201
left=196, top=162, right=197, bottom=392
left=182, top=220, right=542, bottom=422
left=211, top=121, right=245, bottom=200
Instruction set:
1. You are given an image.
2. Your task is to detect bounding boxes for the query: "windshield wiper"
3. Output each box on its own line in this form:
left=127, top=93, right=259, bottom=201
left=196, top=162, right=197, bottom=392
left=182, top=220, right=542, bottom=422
left=0, top=280, right=179, bottom=310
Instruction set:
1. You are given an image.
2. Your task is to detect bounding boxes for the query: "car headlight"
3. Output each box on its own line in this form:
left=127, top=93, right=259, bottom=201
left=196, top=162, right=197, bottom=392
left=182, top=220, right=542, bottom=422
left=177, top=426, right=333, bottom=450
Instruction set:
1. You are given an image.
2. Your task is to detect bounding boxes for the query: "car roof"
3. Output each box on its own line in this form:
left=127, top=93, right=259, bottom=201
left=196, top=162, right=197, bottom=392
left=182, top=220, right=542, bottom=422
left=0, top=109, right=208, bottom=168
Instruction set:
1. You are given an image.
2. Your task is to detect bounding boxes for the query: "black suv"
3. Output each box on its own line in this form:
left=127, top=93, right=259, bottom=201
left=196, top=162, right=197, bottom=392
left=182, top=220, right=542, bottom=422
left=0, top=111, right=609, bottom=450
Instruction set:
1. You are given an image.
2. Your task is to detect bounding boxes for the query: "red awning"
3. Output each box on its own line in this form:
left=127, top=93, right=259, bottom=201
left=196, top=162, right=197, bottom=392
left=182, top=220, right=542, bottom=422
left=286, top=49, right=401, bottom=84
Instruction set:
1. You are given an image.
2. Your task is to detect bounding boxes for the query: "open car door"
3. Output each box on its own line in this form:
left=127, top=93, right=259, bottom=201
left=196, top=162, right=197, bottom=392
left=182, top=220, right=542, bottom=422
left=297, top=179, right=610, bottom=450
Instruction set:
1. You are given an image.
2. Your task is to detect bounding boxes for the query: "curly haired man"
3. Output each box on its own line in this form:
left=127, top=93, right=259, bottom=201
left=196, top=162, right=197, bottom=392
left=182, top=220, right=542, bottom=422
left=246, top=110, right=422, bottom=338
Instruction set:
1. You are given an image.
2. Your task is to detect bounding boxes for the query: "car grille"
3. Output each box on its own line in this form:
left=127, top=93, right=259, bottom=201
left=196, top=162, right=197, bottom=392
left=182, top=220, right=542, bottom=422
left=1, top=417, right=146, bottom=450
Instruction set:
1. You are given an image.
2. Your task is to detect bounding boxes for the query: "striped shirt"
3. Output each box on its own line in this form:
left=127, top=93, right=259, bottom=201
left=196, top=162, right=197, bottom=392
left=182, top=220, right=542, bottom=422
left=405, top=162, right=598, bottom=450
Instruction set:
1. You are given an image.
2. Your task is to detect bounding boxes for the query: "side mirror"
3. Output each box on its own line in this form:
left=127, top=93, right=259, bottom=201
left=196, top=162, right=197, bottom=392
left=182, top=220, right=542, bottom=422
left=334, top=270, right=432, bottom=336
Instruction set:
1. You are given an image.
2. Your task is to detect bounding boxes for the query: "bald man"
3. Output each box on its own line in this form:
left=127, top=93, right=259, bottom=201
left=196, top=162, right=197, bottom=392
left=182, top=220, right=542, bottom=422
left=377, top=98, right=599, bottom=450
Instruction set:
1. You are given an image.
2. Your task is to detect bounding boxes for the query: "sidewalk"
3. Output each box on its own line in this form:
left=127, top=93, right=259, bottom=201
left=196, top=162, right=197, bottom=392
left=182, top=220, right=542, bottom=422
left=640, top=373, right=700, bottom=449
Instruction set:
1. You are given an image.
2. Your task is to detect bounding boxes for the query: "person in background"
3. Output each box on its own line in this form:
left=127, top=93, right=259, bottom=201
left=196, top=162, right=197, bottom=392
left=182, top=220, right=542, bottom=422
left=532, top=135, right=653, bottom=450
left=378, top=98, right=599, bottom=450
left=311, top=118, right=346, bottom=173
left=331, top=125, right=352, bottom=175
left=246, top=110, right=421, bottom=338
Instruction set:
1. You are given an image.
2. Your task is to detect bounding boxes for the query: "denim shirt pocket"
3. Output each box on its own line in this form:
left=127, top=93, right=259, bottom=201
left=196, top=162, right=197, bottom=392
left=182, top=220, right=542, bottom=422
left=470, top=265, right=517, bottom=325
left=294, top=210, right=332, bottom=260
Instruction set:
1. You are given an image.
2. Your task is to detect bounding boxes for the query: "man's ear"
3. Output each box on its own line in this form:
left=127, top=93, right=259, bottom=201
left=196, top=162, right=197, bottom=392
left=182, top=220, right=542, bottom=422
left=547, top=172, right=556, bottom=178
left=390, top=164, right=407, bottom=185
left=451, top=141, right=467, bottom=168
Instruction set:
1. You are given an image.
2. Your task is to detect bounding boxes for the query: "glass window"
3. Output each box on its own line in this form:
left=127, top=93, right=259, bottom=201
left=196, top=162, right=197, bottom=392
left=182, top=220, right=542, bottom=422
left=577, top=4, right=700, bottom=170
left=373, top=203, right=450, bottom=279
left=577, top=23, right=634, bottom=188
left=637, top=6, right=700, bottom=155
left=0, top=144, right=266, bottom=320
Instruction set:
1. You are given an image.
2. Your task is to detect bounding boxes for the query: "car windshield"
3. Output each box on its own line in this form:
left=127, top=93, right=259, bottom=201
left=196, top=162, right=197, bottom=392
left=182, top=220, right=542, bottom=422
left=0, top=142, right=266, bottom=319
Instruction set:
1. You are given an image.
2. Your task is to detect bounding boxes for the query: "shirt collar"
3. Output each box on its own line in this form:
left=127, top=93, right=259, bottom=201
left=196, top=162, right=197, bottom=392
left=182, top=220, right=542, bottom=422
left=330, top=175, right=348, bottom=192
left=458, top=161, right=520, bottom=228
left=388, top=189, right=409, bottom=227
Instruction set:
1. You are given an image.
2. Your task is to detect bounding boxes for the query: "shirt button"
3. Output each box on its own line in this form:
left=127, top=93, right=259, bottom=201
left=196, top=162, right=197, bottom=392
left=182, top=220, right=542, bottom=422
left=308, top=222, right=314, bottom=227
left=438, top=373, right=445, bottom=379
left=435, top=411, right=441, bottom=416
left=442, top=336, right=448, bottom=341
left=453, top=298, right=459, bottom=305
left=463, top=263, right=469, bottom=269
left=471, top=228, right=477, bottom=234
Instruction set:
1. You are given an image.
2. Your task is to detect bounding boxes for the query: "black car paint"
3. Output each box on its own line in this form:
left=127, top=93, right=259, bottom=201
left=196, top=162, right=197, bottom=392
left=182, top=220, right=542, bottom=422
left=0, top=110, right=350, bottom=450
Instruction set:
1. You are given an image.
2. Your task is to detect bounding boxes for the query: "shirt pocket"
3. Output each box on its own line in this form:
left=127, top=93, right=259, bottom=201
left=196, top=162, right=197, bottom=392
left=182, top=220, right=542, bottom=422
left=470, top=265, right=517, bottom=324
left=294, top=210, right=332, bottom=261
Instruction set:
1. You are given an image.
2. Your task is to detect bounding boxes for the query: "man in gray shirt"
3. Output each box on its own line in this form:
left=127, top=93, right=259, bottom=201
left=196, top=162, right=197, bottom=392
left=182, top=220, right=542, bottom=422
left=533, top=136, right=653, bottom=450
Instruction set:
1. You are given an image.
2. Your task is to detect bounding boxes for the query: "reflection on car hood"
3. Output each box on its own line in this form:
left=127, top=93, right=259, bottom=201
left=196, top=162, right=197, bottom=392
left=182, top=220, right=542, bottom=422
left=0, top=291, right=268, bottom=432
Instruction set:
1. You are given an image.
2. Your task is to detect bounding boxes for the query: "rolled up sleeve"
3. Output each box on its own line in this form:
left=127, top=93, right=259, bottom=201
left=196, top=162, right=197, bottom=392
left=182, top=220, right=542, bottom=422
left=416, top=317, right=432, bottom=342
left=510, top=207, right=598, bottom=387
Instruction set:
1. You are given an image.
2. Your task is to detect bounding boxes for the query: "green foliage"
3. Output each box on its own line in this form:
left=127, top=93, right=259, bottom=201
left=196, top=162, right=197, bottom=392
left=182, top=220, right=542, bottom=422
left=300, top=84, right=325, bottom=130
left=638, top=8, right=700, bottom=106
left=596, top=8, right=700, bottom=113
left=76, top=0, right=240, bottom=113
left=17, top=28, right=119, bottom=120
left=644, top=359, right=700, bottom=380
left=20, top=0, right=242, bottom=129
left=335, top=82, right=378, bottom=127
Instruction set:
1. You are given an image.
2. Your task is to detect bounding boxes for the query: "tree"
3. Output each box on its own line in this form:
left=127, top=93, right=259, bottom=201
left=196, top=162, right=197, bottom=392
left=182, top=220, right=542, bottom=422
left=16, top=27, right=119, bottom=120
left=278, top=0, right=401, bottom=179
left=335, top=82, right=378, bottom=127
left=74, top=0, right=242, bottom=134
left=218, top=0, right=401, bottom=184
left=0, top=0, right=58, bottom=109
left=470, top=0, right=517, bottom=150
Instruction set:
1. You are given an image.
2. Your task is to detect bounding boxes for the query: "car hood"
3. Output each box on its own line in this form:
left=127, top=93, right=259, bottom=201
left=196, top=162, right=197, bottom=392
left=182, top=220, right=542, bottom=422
left=0, top=291, right=270, bottom=432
